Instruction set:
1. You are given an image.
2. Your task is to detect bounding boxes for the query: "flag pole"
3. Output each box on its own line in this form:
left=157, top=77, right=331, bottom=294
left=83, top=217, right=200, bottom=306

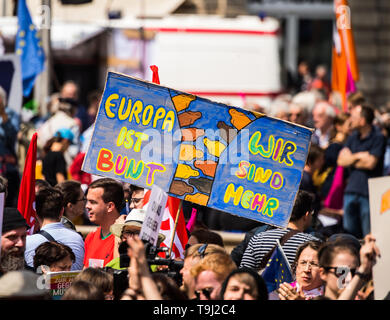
left=168, top=199, right=183, bottom=258
left=276, top=239, right=293, bottom=274
left=34, top=0, right=52, bottom=117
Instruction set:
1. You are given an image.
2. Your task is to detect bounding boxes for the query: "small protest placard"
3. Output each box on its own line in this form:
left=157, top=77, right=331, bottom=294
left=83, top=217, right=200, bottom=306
left=46, top=270, right=81, bottom=300
left=140, top=185, right=168, bottom=246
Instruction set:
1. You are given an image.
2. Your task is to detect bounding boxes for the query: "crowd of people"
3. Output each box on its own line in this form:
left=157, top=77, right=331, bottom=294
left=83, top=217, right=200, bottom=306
left=0, top=61, right=388, bottom=301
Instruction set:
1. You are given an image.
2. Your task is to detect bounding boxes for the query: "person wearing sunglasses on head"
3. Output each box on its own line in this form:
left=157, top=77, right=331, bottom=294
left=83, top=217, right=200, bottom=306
left=180, top=243, right=226, bottom=299
left=190, top=250, right=236, bottom=300
left=318, top=234, right=380, bottom=300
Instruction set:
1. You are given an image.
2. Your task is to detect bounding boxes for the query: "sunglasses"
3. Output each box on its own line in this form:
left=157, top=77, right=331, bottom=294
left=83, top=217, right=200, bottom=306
left=129, top=197, right=143, bottom=204
left=194, top=287, right=213, bottom=300
left=197, top=243, right=208, bottom=259
left=121, top=230, right=140, bottom=239
left=184, top=243, right=209, bottom=256
left=323, top=266, right=357, bottom=278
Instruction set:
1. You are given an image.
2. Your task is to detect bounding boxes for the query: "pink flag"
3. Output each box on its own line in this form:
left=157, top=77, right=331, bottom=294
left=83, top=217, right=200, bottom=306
left=346, top=63, right=356, bottom=95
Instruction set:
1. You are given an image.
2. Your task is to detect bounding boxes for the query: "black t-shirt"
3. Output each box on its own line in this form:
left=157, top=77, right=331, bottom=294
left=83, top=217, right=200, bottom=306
left=344, top=126, right=386, bottom=197
left=42, top=151, right=67, bottom=186
left=300, top=171, right=317, bottom=194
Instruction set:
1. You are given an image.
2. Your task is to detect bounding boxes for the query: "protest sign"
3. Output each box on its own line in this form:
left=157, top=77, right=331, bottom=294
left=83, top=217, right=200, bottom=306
left=369, top=176, right=390, bottom=300
left=82, top=72, right=312, bottom=228
left=45, top=270, right=81, bottom=300
left=140, top=185, right=168, bottom=246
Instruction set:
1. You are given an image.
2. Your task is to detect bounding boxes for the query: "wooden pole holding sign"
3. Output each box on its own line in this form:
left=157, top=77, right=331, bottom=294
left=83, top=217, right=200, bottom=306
left=168, top=199, right=183, bottom=258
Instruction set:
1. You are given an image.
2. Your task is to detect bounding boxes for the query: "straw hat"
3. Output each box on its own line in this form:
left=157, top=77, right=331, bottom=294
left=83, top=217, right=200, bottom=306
left=110, top=209, right=166, bottom=244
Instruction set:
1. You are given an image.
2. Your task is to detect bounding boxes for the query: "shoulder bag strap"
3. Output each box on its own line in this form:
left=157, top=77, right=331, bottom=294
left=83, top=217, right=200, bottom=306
left=258, top=229, right=300, bottom=270
left=279, top=229, right=300, bottom=246
left=38, top=230, right=56, bottom=242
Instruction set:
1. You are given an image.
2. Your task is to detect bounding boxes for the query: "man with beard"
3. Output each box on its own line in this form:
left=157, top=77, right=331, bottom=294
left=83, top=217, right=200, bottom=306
left=1, top=207, right=30, bottom=275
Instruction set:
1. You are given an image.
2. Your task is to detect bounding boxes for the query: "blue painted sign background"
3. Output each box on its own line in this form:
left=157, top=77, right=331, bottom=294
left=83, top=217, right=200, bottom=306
left=82, top=72, right=313, bottom=228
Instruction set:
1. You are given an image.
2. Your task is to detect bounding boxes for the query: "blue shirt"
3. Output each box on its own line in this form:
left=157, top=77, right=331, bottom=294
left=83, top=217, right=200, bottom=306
left=25, top=222, right=85, bottom=271
left=344, top=126, right=386, bottom=197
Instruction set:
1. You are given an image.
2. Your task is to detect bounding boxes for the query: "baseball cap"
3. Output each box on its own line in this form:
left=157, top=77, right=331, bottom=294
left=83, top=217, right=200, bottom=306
left=55, top=128, right=74, bottom=142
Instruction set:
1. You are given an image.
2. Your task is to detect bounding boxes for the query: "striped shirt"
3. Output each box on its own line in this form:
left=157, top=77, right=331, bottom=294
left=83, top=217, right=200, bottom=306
left=239, top=228, right=319, bottom=271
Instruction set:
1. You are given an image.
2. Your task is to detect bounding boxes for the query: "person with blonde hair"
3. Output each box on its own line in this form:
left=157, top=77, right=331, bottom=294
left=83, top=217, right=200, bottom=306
left=191, top=250, right=237, bottom=300
left=180, top=243, right=226, bottom=299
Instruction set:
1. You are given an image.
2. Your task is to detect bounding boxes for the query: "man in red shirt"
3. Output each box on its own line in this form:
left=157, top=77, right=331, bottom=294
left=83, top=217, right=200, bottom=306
left=83, top=178, right=124, bottom=268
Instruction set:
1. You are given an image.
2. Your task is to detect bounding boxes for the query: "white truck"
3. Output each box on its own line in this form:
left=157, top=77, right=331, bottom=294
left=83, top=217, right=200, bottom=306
left=107, top=14, right=282, bottom=111
left=0, top=13, right=282, bottom=112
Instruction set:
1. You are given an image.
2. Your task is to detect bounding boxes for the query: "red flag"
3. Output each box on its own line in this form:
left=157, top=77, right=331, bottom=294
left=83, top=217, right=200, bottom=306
left=150, top=65, right=160, bottom=85
left=143, top=190, right=189, bottom=259
left=18, top=132, right=37, bottom=235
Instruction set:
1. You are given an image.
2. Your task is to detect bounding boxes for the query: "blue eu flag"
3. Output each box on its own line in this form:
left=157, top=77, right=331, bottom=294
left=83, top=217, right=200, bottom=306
left=15, top=0, right=45, bottom=97
left=262, top=240, right=294, bottom=293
